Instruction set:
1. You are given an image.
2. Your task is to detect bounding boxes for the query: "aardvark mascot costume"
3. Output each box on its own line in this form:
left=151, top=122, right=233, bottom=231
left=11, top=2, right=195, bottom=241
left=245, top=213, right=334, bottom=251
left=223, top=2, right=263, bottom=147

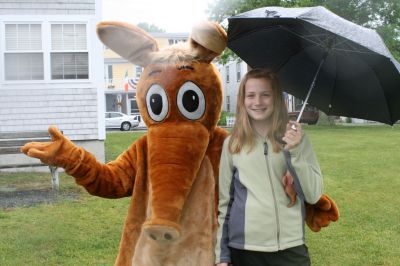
left=22, top=21, right=338, bottom=265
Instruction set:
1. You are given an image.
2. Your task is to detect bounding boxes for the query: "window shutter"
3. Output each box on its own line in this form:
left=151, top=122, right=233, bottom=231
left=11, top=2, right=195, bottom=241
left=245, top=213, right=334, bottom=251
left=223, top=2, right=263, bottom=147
left=75, top=24, right=87, bottom=50
left=4, top=24, right=43, bottom=80
left=51, top=24, right=87, bottom=50
left=51, top=52, right=88, bottom=79
left=5, top=24, right=18, bottom=50
left=50, top=24, right=88, bottom=80
left=76, top=53, right=88, bottom=79
left=51, top=24, right=63, bottom=50
left=5, top=24, right=42, bottom=50
left=51, top=53, right=64, bottom=79
left=30, top=24, right=41, bottom=50
left=5, top=53, right=44, bottom=80
left=63, top=24, right=75, bottom=50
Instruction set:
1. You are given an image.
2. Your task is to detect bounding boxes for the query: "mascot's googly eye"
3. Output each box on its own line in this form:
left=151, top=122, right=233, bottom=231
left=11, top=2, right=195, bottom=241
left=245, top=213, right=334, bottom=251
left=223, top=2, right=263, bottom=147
left=146, top=84, right=169, bottom=122
left=177, top=81, right=205, bottom=120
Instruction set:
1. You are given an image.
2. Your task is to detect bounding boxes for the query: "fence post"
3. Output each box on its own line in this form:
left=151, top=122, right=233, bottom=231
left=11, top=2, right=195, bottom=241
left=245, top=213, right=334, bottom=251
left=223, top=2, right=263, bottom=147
left=49, top=166, right=59, bottom=190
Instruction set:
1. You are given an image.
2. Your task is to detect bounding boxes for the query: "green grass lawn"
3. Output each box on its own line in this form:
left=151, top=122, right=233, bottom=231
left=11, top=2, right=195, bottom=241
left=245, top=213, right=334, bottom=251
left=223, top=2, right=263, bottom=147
left=1, top=126, right=400, bottom=265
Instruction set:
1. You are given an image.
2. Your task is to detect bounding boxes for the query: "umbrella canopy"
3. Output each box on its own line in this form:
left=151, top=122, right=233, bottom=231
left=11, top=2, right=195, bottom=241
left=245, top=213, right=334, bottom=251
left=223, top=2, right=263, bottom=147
left=228, top=6, right=400, bottom=125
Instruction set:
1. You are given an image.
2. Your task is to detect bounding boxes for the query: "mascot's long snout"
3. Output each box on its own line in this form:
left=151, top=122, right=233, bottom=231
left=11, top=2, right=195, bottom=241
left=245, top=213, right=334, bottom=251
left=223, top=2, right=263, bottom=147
left=142, top=122, right=209, bottom=242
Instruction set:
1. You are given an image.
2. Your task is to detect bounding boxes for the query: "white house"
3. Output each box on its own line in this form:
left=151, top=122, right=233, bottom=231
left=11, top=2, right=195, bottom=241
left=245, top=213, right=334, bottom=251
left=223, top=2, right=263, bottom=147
left=0, top=0, right=105, bottom=166
left=217, top=59, right=247, bottom=114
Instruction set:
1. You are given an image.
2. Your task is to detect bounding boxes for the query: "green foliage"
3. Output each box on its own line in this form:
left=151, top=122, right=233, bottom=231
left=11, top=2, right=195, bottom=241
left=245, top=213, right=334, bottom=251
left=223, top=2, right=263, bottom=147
left=218, top=48, right=238, bottom=65
left=316, top=111, right=335, bottom=126
left=136, top=22, right=165, bottom=33
left=376, top=24, right=400, bottom=60
left=218, top=111, right=234, bottom=126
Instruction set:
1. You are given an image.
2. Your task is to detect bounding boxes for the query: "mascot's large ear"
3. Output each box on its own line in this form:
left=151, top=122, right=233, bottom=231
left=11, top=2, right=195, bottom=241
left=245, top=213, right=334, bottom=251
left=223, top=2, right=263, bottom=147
left=190, top=21, right=227, bottom=63
left=97, top=21, right=159, bottom=67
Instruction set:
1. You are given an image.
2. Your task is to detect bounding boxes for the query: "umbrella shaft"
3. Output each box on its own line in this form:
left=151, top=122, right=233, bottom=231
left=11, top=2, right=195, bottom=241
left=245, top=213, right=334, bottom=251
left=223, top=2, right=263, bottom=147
left=296, top=54, right=327, bottom=123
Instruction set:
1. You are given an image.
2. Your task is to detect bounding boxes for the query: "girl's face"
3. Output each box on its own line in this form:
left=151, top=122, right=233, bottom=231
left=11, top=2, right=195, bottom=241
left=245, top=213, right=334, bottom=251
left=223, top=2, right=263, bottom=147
left=244, top=78, right=274, bottom=124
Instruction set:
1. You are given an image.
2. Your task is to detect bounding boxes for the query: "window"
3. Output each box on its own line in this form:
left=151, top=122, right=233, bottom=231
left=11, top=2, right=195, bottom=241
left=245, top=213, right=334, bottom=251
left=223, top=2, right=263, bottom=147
left=236, top=61, right=241, bottom=82
left=50, top=24, right=88, bottom=80
left=135, top=66, right=142, bottom=79
left=130, top=98, right=139, bottom=114
left=226, top=66, right=230, bottom=83
left=106, top=65, right=114, bottom=88
left=168, top=38, right=187, bottom=45
left=4, top=24, right=44, bottom=80
left=107, top=65, right=113, bottom=80
left=294, top=97, right=304, bottom=111
left=226, top=95, right=231, bottom=112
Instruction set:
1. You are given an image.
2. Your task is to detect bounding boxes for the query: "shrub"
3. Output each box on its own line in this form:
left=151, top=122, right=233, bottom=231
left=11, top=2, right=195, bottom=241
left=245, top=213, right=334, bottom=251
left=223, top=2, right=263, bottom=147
left=218, top=111, right=233, bottom=126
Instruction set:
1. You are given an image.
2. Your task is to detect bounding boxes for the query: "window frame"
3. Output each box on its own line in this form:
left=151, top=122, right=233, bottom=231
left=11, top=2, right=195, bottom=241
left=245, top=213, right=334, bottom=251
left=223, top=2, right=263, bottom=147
left=236, top=61, right=241, bottom=82
left=1, top=20, right=90, bottom=84
left=226, top=95, right=231, bottom=112
left=3, top=22, right=45, bottom=82
left=135, top=66, right=142, bottom=79
left=50, top=23, right=89, bottom=81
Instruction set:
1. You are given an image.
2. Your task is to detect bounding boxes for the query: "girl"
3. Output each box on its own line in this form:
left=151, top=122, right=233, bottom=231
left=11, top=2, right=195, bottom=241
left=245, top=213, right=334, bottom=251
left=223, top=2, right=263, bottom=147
left=215, top=69, right=323, bottom=266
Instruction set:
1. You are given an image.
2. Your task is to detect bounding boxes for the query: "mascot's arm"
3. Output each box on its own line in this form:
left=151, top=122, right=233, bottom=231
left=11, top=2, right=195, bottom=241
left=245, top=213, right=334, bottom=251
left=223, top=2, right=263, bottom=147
left=283, top=171, right=340, bottom=232
left=305, top=194, right=339, bottom=232
left=206, top=127, right=229, bottom=215
left=21, top=126, right=139, bottom=198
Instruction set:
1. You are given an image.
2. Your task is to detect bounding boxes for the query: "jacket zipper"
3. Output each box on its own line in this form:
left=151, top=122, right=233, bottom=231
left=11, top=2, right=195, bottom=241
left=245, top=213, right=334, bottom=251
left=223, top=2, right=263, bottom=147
left=264, top=141, right=280, bottom=249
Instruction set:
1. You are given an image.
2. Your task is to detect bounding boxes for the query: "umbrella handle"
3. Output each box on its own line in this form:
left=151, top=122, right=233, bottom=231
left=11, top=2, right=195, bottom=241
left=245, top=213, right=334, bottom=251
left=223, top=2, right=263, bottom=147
left=295, top=52, right=328, bottom=124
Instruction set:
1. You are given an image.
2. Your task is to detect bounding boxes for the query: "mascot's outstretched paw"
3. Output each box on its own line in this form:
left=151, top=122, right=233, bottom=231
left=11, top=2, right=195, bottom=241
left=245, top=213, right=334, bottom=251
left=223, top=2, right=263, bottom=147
left=21, top=126, right=81, bottom=169
left=305, top=194, right=339, bottom=232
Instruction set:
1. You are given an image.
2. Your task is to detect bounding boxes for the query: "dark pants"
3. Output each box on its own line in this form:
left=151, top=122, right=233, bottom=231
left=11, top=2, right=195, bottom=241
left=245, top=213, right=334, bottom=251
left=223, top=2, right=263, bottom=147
left=230, top=245, right=311, bottom=266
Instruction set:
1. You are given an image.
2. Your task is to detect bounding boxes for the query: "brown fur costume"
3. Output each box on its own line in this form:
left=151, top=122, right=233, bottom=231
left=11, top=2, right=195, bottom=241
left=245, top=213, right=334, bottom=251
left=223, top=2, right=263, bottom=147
left=22, top=21, right=338, bottom=265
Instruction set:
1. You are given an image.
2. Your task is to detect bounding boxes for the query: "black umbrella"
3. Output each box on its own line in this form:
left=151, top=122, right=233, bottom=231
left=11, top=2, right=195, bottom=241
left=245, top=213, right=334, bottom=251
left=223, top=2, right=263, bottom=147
left=227, top=6, right=400, bottom=125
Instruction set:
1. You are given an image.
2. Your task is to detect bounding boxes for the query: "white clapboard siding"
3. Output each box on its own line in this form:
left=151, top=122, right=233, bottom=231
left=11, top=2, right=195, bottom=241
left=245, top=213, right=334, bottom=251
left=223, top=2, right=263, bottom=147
left=0, top=88, right=99, bottom=140
left=0, top=0, right=95, bottom=15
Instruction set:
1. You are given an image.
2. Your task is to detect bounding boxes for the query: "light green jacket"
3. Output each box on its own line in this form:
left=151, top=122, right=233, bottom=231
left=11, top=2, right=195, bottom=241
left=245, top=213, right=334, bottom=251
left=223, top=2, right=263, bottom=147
left=215, top=133, right=323, bottom=264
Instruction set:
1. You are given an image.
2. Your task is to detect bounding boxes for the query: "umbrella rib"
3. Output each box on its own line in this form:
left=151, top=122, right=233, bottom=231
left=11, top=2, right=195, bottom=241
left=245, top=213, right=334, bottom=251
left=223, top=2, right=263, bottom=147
left=332, top=47, right=379, bottom=55
left=291, top=23, right=327, bottom=46
left=331, top=37, right=352, bottom=48
left=344, top=39, right=374, bottom=53
left=279, top=26, right=329, bottom=50
left=363, top=63, right=393, bottom=124
left=280, top=25, right=377, bottom=56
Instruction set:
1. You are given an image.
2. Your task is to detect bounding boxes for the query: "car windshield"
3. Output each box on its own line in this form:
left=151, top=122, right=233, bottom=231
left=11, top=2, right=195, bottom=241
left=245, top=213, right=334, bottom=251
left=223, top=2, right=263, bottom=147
left=110, top=113, right=123, bottom=118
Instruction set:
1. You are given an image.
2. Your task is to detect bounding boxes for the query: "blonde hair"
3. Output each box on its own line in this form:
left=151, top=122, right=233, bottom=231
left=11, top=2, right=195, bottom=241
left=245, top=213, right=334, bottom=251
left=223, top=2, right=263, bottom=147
left=229, top=69, right=289, bottom=154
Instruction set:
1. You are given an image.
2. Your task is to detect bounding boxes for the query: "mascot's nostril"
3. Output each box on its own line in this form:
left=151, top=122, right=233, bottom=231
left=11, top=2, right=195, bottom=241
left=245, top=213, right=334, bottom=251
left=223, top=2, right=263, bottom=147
left=149, top=234, right=157, bottom=240
left=164, top=233, right=172, bottom=240
left=143, top=221, right=181, bottom=243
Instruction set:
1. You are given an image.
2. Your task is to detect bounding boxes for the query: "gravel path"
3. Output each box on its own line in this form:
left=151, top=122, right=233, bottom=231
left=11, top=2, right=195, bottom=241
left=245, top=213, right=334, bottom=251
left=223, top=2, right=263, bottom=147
left=0, top=188, right=79, bottom=209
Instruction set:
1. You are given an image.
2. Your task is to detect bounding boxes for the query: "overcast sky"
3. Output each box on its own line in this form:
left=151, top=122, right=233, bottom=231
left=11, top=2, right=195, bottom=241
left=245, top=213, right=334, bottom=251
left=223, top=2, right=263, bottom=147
left=102, top=0, right=212, bottom=33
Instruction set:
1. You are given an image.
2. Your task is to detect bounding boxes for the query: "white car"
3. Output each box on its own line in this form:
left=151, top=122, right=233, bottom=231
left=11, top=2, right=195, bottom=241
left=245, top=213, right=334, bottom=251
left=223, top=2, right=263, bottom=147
left=105, top=112, right=140, bottom=131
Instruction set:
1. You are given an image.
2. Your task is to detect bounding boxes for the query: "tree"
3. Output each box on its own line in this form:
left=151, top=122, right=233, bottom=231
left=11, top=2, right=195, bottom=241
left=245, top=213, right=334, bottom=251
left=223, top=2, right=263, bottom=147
left=136, top=22, right=165, bottom=33
left=207, top=0, right=400, bottom=61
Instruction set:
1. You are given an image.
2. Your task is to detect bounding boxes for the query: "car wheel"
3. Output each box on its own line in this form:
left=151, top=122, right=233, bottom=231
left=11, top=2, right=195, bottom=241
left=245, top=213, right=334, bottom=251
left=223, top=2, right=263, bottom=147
left=121, top=122, right=131, bottom=131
